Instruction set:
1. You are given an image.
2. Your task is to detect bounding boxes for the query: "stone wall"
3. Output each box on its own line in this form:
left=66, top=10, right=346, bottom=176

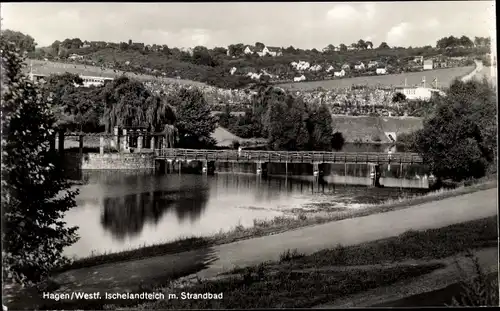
left=81, top=153, right=155, bottom=170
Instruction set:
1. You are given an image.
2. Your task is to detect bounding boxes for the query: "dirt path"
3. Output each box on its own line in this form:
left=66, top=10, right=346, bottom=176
left=4, top=188, right=497, bottom=309
left=191, top=188, right=497, bottom=279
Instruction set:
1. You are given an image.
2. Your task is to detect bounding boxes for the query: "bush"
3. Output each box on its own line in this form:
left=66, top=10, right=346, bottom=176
left=331, top=132, right=345, bottom=151
left=371, top=134, right=382, bottom=142
left=413, top=78, right=497, bottom=181
left=1, top=40, right=79, bottom=285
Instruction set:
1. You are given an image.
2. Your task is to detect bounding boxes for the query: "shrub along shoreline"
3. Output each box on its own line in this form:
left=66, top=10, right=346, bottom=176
left=57, top=177, right=497, bottom=273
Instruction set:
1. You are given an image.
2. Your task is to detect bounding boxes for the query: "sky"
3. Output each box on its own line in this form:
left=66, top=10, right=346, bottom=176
left=1, top=1, right=496, bottom=49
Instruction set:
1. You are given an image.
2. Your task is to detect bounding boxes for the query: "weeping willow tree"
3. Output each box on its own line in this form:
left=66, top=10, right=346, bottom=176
left=144, top=94, right=177, bottom=148
left=100, top=76, right=177, bottom=147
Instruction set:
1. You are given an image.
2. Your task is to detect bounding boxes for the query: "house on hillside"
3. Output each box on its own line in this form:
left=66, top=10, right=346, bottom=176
left=423, top=59, right=434, bottom=70
left=82, top=41, right=91, bottom=48
left=244, top=45, right=256, bottom=55
left=263, top=46, right=283, bottom=57
left=341, top=63, right=351, bottom=70
left=395, top=86, right=443, bottom=101
left=354, top=62, right=365, bottom=70
left=367, top=61, right=379, bottom=68
left=326, top=65, right=335, bottom=73
left=413, top=56, right=424, bottom=64
left=376, top=67, right=387, bottom=75
left=68, top=54, right=84, bottom=61
left=334, top=69, right=346, bottom=77
left=294, top=75, right=307, bottom=82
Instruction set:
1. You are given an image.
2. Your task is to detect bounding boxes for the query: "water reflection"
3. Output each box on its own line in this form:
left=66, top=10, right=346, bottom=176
left=100, top=188, right=209, bottom=240
left=65, top=169, right=429, bottom=258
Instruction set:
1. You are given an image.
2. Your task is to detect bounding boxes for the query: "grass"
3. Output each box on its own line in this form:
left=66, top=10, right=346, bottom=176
left=127, top=216, right=497, bottom=309
left=450, top=251, right=499, bottom=306
left=293, top=216, right=497, bottom=267
left=132, top=263, right=445, bottom=309
left=58, top=178, right=497, bottom=272
left=276, top=66, right=475, bottom=91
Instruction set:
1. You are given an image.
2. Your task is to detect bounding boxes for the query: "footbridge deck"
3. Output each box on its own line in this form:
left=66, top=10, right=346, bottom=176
left=154, top=149, right=423, bottom=164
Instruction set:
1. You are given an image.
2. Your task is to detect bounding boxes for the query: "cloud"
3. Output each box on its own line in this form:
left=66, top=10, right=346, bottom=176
left=425, top=18, right=440, bottom=29
left=326, top=4, right=358, bottom=21
left=386, top=22, right=413, bottom=46
left=188, top=29, right=210, bottom=47
left=326, top=3, right=377, bottom=23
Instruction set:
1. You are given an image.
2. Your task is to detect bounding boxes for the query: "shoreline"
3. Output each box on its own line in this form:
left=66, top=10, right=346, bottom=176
left=57, top=177, right=497, bottom=273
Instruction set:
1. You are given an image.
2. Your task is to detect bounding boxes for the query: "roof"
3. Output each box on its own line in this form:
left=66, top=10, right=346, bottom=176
left=266, top=46, right=282, bottom=52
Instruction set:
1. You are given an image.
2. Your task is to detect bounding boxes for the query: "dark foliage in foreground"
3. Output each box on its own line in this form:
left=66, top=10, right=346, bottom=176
left=1, top=39, right=79, bottom=285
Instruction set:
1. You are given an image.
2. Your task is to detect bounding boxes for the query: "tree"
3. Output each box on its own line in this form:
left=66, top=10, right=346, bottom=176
left=412, top=78, right=497, bottom=181
left=227, top=43, right=245, bottom=57
left=255, top=42, right=265, bottom=50
left=0, top=29, right=37, bottom=53
left=41, top=73, right=84, bottom=130
left=357, top=39, right=367, bottom=50
left=167, top=88, right=217, bottom=148
left=101, top=76, right=155, bottom=132
left=1, top=40, right=79, bottom=285
left=459, top=35, right=474, bottom=48
left=306, top=103, right=334, bottom=150
left=339, top=44, right=348, bottom=52
left=392, top=92, right=407, bottom=103
left=265, top=93, right=310, bottom=151
left=378, top=42, right=390, bottom=49
left=331, top=132, right=345, bottom=151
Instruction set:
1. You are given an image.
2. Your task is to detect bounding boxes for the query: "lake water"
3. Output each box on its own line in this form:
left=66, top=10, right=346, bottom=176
left=64, top=165, right=430, bottom=258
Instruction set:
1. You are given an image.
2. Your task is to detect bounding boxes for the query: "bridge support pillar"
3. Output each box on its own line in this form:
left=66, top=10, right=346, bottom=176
left=313, top=163, right=320, bottom=177
left=137, top=136, right=143, bottom=153
left=58, top=130, right=65, bottom=156
left=370, top=164, right=382, bottom=187
left=99, top=136, right=104, bottom=155
left=150, top=137, right=155, bottom=151
left=256, top=162, right=268, bottom=176
left=112, top=126, right=119, bottom=150
left=121, top=129, right=128, bottom=152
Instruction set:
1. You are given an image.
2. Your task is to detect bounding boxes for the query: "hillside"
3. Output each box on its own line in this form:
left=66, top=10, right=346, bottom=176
left=277, top=66, right=475, bottom=90
left=332, top=116, right=423, bottom=143
left=26, top=59, right=209, bottom=87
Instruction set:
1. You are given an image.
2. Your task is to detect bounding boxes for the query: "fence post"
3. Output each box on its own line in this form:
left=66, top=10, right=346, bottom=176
left=79, top=135, right=84, bottom=159
left=99, top=136, right=104, bottom=155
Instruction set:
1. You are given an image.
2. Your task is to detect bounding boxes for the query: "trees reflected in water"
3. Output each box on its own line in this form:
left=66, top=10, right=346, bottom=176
left=100, top=188, right=209, bottom=240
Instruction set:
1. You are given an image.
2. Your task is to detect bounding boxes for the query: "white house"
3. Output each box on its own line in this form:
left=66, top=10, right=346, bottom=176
left=80, top=76, right=114, bottom=87
left=263, top=46, right=283, bottom=57
left=354, top=62, right=365, bottom=70
left=376, top=68, right=387, bottom=75
left=291, top=60, right=310, bottom=71
left=341, top=63, right=351, bottom=70
left=367, top=61, right=379, bottom=68
left=294, top=75, right=307, bottom=82
left=309, top=64, right=322, bottom=72
left=246, top=72, right=262, bottom=80
left=244, top=46, right=255, bottom=54
left=423, top=59, right=434, bottom=70
left=395, top=86, right=444, bottom=101
left=334, top=69, right=346, bottom=77
left=326, top=65, right=335, bottom=73
left=229, top=67, right=237, bottom=75
left=68, top=54, right=84, bottom=61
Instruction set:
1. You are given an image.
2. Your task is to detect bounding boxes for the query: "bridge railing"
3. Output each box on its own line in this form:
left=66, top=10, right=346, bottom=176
left=154, top=148, right=423, bottom=163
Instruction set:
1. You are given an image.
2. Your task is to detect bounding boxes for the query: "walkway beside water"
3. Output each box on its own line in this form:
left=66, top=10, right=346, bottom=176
left=52, top=188, right=497, bottom=291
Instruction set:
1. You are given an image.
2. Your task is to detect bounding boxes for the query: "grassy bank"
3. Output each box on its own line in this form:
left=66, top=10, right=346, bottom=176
left=129, top=216, right=497, bottom=309
left=58, top=178, right=497, bottom=272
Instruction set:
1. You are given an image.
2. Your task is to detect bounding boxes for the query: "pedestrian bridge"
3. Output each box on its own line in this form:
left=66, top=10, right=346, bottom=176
left=154, top=148, right=423, bottom=164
